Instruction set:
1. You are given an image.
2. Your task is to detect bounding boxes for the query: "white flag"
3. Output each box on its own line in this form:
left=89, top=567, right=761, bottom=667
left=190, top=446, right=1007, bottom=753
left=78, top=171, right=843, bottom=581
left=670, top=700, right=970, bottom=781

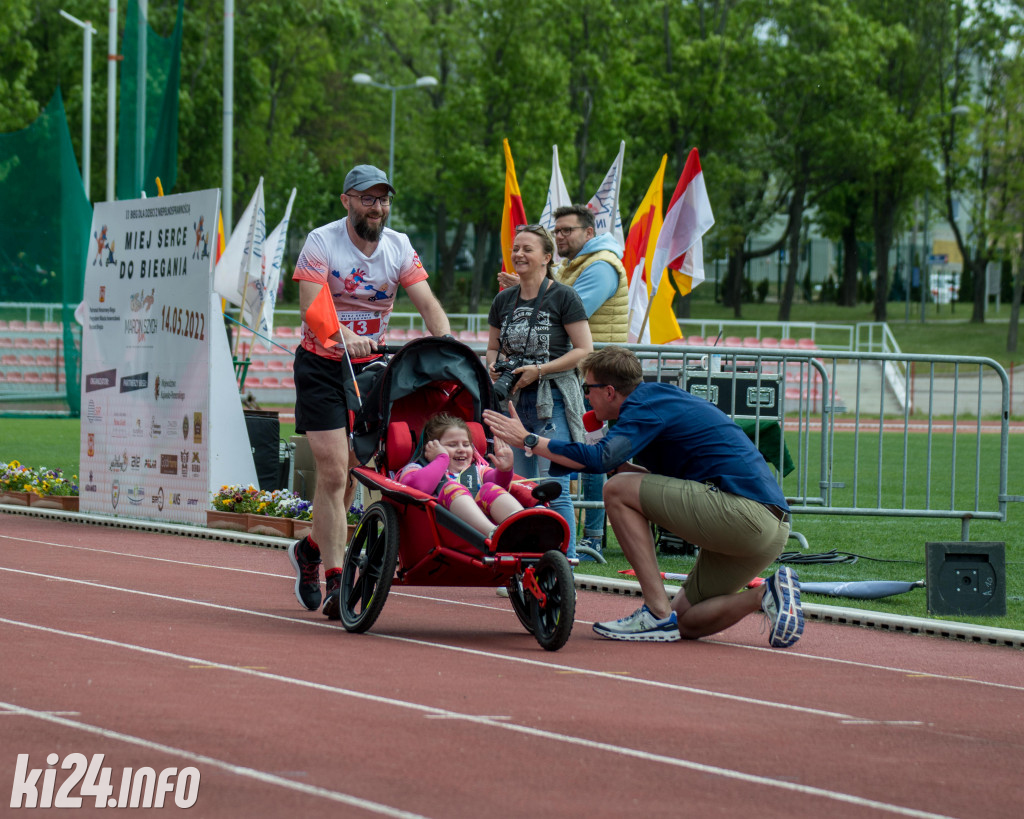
left=539, top=145, right=572, bottom=263
left=214, top=178, right=266, bottom=325
left=586, top=141, right=625, bottom=247
left=626, top=267, right=651, bottom=344
left=256, top=188, right=297, bottom=350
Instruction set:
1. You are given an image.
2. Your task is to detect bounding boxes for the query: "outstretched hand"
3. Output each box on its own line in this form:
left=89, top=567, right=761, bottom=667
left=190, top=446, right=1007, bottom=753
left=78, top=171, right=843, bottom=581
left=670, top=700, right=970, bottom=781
left=487, top=436, right=515, bottom=471
left=483, top=402, right=529, bottom=450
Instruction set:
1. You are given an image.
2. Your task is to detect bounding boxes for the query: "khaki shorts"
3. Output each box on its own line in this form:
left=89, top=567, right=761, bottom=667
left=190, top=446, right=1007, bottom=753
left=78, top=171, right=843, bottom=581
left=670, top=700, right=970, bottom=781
left=639, top=474, right=790, bottom=605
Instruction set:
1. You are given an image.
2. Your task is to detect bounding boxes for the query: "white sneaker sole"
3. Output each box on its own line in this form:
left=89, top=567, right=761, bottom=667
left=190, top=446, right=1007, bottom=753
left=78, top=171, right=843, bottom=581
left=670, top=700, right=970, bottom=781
left=592, top=623, right=681, bottom=642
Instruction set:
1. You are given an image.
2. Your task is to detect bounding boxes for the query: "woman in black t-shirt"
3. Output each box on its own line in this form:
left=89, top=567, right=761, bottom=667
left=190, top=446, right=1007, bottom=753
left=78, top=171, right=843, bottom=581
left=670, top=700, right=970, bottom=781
left=486, top=224, right=592, bottom=557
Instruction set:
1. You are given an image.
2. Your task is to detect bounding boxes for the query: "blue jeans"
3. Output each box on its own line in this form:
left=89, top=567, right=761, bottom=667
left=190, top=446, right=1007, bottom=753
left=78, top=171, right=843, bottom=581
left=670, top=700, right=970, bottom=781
left=510, top=387, right=577, bottom=559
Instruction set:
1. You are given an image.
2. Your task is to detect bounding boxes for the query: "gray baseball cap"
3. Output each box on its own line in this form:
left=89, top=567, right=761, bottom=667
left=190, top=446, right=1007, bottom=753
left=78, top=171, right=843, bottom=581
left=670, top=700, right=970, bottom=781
left=343, top=164, right=395, bottom=194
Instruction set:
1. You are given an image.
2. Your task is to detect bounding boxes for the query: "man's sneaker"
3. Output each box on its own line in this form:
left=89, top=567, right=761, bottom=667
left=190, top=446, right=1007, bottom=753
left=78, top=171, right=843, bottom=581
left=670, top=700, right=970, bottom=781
left=593, top=605, right=681, bottom=642
left=761, top=566, right=804, bottom=648
left=288, top=536, right=322, bottom=611
left=576, top=537, right=604, bottom=563
left=322, top=573, right=342, bottom=620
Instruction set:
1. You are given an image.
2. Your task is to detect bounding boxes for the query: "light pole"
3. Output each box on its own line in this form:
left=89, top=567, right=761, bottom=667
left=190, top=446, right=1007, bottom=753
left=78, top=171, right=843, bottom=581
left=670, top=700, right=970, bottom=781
left=921, top=105, right=970, bottom=323
left=59, top=9, right=96, bottom=200
left=351, top=73, right=438, bottom=194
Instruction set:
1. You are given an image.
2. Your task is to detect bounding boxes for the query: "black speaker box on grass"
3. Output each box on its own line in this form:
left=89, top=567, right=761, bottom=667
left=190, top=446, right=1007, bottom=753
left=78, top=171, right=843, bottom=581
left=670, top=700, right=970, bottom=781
left=244, top=409, right=282, bottom=491
left=925, top=541, right=1005, bottom=617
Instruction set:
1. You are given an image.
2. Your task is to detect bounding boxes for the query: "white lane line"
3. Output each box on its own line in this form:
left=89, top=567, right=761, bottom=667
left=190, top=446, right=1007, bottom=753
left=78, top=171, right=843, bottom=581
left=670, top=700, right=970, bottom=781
left=0, top=700, right=428, bottom=818
left=0, top=620, right=956, bottom=819
left=0, top=568, right=861, bottom=721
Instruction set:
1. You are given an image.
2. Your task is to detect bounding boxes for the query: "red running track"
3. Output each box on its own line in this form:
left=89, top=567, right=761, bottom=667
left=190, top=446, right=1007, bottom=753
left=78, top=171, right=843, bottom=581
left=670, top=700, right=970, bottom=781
left=2, top=511, right=1023, bottom=818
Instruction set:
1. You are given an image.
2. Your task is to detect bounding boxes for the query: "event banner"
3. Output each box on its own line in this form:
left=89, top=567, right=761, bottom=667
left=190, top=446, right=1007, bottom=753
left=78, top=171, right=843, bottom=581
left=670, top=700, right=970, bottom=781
left=79, top=190, right=222, bottom=524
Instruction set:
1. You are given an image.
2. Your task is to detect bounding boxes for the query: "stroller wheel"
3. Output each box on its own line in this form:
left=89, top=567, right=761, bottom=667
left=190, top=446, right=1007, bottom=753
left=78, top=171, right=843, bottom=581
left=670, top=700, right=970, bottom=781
left=531, top=550, right=576, bottom=651
left=340, top=501, right=400, bottom=633
left=506, top=575, right=536, bottom=635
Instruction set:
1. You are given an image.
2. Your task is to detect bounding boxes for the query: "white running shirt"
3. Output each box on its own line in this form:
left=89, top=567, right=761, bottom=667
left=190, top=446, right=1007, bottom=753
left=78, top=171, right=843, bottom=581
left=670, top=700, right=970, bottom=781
left=292, top=217, right=429, bottom=360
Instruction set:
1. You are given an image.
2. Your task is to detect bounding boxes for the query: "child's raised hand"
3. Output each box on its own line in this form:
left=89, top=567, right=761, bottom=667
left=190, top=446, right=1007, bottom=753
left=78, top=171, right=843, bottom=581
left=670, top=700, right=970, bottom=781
left=488, top=436, right=514, bottom=471
left=424, top=440, right=445, bottom=462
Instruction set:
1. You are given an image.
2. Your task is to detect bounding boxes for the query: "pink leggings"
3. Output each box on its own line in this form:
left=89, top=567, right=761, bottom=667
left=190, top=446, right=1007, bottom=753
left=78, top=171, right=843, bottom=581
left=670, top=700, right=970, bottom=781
left=437, top=481, right=509, bottom=517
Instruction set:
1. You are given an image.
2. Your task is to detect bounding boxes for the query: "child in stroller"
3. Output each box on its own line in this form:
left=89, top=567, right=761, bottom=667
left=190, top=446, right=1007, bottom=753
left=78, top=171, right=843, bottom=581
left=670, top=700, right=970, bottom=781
left=396, top=412, right=525, bottom=537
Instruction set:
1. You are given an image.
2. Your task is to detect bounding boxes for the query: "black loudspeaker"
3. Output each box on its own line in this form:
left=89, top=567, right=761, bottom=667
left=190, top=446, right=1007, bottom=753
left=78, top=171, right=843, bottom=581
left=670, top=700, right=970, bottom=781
left=244, top=410, right=281, bottom=490
left=925, top=542, right=1006, bottom=617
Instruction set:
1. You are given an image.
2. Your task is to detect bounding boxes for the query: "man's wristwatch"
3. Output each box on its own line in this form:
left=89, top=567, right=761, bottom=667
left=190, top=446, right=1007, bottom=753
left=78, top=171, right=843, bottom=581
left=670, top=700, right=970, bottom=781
left=523, top=432, right=540, bottom=456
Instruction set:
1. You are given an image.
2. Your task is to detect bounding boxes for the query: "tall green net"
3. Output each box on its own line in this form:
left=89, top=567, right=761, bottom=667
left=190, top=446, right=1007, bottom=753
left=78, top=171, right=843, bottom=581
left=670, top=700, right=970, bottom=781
left=117, top=0, right=184, bottom=200
left=0, top=90, right=91, bottom=416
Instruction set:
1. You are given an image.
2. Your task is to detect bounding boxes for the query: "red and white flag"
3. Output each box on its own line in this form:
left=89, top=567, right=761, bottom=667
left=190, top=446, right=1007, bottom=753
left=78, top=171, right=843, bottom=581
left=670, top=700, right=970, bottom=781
left=648, top=148, right=714, bottom=300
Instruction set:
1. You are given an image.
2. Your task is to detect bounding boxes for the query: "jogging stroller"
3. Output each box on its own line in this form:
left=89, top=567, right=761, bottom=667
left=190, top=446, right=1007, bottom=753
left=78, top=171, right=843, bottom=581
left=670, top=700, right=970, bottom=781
left=340, top=336, right=576, bottom=651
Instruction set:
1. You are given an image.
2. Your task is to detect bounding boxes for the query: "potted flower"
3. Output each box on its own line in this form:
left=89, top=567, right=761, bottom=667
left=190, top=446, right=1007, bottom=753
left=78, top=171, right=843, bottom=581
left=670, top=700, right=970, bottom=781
left=1, top=461, right=37, bottom=505
left=207, top=484, right=261, bottom=531
left=28, top=467, right=80, bottom=511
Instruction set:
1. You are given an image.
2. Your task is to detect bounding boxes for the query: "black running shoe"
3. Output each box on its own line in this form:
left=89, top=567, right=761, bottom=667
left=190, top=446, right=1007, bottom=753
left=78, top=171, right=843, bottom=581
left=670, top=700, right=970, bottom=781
left=287, top=536, right=322, bottom=611
left=322, top=573, right=342, bottom=621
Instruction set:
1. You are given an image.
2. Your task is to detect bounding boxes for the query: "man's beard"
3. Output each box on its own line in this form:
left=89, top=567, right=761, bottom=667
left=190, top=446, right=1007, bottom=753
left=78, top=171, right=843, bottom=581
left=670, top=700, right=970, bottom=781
left=353, top=211, right=384, bottom=242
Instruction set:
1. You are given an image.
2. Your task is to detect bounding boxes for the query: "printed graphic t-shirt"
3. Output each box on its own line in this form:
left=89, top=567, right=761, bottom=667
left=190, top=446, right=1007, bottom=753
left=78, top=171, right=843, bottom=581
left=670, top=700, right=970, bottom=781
left=292, top=218, right=429, bottom=360
left=487, top=281, right=587, bottom=371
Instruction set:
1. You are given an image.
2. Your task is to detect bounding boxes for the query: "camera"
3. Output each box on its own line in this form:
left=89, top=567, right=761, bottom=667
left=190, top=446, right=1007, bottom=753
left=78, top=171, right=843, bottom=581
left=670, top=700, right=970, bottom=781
left=492, top=358, right=523, bottom=405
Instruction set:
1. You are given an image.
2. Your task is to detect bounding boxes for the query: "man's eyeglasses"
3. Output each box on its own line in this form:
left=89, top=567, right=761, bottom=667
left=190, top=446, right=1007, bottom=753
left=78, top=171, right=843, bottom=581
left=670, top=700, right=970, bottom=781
left=352, top=194, right=393, bottom=208
left=553, top=226, right=583, bottom=238
left=582, top=382, right=610, bottom=395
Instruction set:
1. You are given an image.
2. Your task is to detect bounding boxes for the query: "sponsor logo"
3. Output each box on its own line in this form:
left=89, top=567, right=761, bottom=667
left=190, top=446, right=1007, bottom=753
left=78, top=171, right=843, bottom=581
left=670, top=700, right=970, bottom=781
left=99, top=285, right=106, bottom=302
left=132, top=418, right=144, bottom=437
left=186, top=497, right=199, bottom=507
left=110, top=412, right=129, bottom=439
left=182, top=414, right=189, bottom=440
left=153, top=487, right=165, bottom=512
left=180, top=451, right=189, bottom=478
left=86, top=400, right=103, bottom=423
left=193, top=412, right=203, bottom=444
left=126, top=486, right=145, bottom=505
left=191, top=451, right=201, bottom=477
left=150, top=416, right=162, bottom=438
left=144, top=458, right=157, bottom=470
left=154, top=375, right=160, bottom=401
left=119, top=372, right=149, bottom=392
left=168, top=492, right=182, bottom=507
left=160, top=454, right=178, bottom=475
left=109, top=451, right=128, bottom=472
left=111, top=478, right=120, bottom=509
left=85, top=369, right=117, bottom=392
left=87, top=433, right=94, bottom=458
left=129, top=454, right=141, bottom=471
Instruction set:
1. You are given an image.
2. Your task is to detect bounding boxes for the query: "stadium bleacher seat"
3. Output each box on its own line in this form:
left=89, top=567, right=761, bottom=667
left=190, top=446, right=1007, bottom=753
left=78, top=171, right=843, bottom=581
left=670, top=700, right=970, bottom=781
left=797, top=338, right=818, bottom=350
left=8, top=320, right=26, bottom=331
left=43, top=321, right=61, bottom=332
left=743, top=337, right=761, bottom=348
left=267, top=358, right=288, bottom=371
left=687, top=335, right=705, bottom=346
left=760, top=337, right=780, bottom=348
left=261, top=376, right=280, bottom=388
left=779, top=338, right=798, bottom=349
left=724, top=336, right=743, bottom=347
left=281, top=377, right=296, bottom=389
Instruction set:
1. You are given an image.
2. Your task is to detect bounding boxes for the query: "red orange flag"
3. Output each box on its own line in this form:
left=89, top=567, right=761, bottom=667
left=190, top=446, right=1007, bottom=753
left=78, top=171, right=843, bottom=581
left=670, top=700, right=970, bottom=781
left=500, top=138, right=528, bottom=275
left=305, top=283, right=340, bottom=349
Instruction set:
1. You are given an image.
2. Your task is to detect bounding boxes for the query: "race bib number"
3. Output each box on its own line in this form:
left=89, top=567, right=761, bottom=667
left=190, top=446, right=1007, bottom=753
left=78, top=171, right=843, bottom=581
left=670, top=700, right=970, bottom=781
left=339, top=311, right=385, bottom=342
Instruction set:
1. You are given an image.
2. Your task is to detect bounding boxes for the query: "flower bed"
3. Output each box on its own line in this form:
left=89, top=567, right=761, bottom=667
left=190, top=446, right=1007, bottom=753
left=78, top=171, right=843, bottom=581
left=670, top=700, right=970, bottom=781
left=208, top=484, right=314, bottom=536
left=206, top=485, right=364, bottom=539
left=1, top=461, right=78, bottom=507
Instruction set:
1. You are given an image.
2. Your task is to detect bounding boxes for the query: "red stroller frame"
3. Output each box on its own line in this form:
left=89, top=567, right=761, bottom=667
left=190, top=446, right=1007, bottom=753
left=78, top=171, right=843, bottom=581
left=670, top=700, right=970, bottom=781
left=340, top=336, right=577, bottom=651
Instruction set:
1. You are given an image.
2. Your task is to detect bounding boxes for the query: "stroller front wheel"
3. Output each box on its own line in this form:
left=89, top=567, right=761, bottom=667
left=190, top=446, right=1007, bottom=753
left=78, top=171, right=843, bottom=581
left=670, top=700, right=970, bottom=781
left=530, top=550, right=576, bottom=651
left=340, top=501, right=400, bottom=633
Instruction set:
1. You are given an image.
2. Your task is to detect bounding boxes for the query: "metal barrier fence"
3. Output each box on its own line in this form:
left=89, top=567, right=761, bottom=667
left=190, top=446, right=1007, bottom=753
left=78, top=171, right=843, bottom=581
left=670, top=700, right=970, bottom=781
left=619, top=343, right=1021, bottom=542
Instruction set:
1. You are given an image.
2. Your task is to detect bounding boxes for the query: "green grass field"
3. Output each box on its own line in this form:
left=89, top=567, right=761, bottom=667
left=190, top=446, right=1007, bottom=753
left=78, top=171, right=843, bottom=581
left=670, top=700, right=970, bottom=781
left=2, top=416, right=1021, bottom=631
